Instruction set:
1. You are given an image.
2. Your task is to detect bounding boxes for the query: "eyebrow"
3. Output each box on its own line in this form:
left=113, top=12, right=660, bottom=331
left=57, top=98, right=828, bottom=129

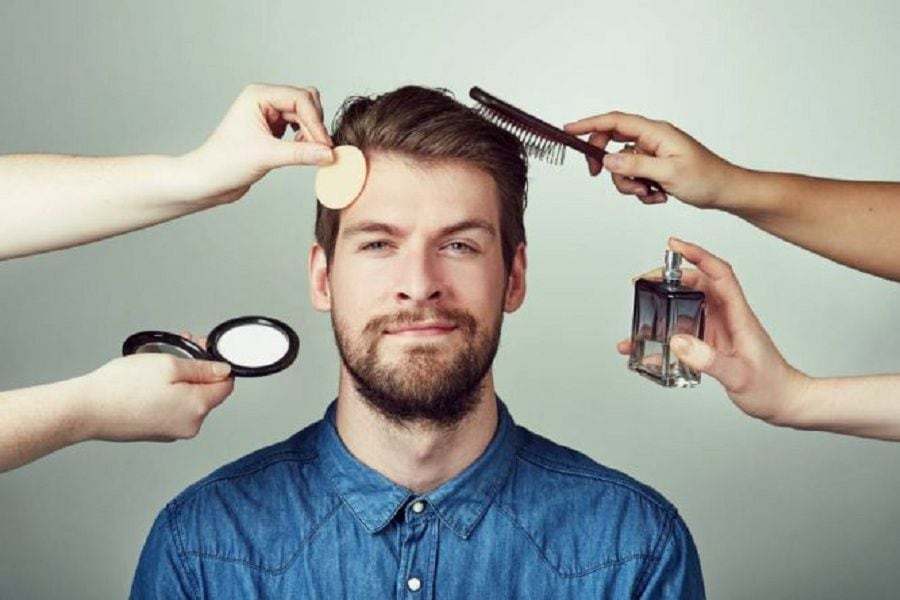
left=342, top=218, right=497, bottom=239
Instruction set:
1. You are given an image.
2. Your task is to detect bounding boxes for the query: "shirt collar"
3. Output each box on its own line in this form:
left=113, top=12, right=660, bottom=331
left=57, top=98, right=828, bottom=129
left=317, top=397, right=520, bottom=539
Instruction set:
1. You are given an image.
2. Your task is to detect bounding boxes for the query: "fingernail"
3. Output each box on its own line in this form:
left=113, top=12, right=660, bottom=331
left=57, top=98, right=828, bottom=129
left=603, top=154, right=624, bottom=170
left=315, top=146, right=334, bottom=161
left=213, top=363, right=231, bottom=376
left=670, top=335, right=691, bottom=354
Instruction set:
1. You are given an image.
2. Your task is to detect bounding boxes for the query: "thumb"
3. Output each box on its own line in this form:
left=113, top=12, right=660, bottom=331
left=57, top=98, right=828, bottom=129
left=172, top=359, right=232, bottom=383
left=670, top=334, right=748, bottom=392
left=265, top=140, right=334, bottom=169
left=603, top=152, right=669, bottom=183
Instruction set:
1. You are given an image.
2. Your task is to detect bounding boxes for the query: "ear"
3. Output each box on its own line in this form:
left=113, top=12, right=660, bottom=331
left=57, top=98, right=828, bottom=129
left=308, top=243, right=332, bottom=312
left=503, top=243, right=527, bottom=313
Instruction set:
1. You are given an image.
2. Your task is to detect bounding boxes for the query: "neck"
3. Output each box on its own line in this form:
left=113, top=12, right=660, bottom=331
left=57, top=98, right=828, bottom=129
left=333, top=368, right=499, bottom=495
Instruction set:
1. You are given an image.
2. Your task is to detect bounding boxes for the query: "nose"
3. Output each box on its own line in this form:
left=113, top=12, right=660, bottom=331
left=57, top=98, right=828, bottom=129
left=395, top=247, right=443, bottom=306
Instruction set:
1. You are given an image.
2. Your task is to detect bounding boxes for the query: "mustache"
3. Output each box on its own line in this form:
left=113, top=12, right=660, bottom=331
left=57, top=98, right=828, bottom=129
left=363, top=308, right=478, bottom=337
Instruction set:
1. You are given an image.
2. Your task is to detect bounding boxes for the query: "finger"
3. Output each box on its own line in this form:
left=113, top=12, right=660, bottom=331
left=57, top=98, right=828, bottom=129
left=666, top=238, right=732, bottom=280
left=306, top=86, right=326, bottom=126
left=285, top=104, right=331, bottom=146
left=667, top=238, right=750, bottom=305
left=637, top=190, right=668, bottom=204
left=586, top=131, right=611, bottom=176
left=249, top=84, right=332, bottom=146
left=603, top=151, right=670, bottom=184
left=196, top=378, right=235, bottom=411
left=172, top=359, right=231, bottom=383
left=287, top=96, right=331, bottom=146
left=616, top=338, right=632, bottom=355
left=670, top=334, right=750, bottom=392
left=264, top=140, right=334, bottom=168
left=611, top=172, right=648, bottom=196
left=280, top=113, right=314, bottom=141
left=679, top=268, right=702, bottom=288
left=290, top=87, right=325, bottom=125
left=298, top=122, right=315, bottom=144
left=564, top=111, right=663, bottom=140
left=669, top=239, right=765, bottom=341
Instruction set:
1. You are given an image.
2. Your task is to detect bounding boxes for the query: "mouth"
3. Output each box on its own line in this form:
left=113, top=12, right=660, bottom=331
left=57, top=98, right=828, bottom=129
left=384, top=321, right=458, bottom=337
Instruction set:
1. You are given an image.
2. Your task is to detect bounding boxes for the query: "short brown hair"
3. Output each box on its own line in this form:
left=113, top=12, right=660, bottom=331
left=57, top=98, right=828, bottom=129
left=314, top=86, right=528, bottom=272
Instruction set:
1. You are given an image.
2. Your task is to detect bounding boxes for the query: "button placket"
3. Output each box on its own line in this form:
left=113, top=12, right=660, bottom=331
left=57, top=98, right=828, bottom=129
left=396, top=505, right=437, bottom=598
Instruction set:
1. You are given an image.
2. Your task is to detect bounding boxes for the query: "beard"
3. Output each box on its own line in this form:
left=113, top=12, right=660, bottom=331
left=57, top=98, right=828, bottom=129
left=332, top=304, right=503, bottom=429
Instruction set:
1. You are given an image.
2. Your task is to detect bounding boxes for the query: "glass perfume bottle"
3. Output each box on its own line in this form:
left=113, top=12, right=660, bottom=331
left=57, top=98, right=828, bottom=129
left=628, top=250, right=706, bottom=387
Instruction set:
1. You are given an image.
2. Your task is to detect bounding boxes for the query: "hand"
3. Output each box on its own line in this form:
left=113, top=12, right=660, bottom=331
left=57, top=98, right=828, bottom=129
left=563, top=112, right=739, bottom=208
left=617, top=238, right=811, bottom=425
left=181, top=83, right=336, bottom=206
left=78, top=352, right=234, bottom=442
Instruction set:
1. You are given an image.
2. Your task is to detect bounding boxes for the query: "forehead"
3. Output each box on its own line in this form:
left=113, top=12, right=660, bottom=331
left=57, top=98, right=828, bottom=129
left=337, top=153, right=500, bottom=234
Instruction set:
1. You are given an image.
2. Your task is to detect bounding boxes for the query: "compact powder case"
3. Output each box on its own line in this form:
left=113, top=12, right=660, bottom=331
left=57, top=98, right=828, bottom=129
left=122, top=315, right=299, bottom=377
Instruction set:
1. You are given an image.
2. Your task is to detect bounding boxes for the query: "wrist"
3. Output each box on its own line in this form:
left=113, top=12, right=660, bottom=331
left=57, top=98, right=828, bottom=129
left=706, top=164, right=761, bottom=213
left=766, top=368, right=815, bottom=429
left=170, top=150, right=228, bottom=208
left=58, top=374, right=100, bottom=445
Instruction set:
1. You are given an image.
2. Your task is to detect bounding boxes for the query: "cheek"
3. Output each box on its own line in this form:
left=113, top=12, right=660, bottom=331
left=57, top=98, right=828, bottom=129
left=333, top=253, right=396, bottom=296
left=450, top=267, right=506, bottom=313
left=328, top=267, right=391, bottom=336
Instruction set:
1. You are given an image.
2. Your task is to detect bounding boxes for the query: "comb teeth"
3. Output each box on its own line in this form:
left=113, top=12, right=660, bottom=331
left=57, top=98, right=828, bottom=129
left=475, top=106, right=567, bottom=166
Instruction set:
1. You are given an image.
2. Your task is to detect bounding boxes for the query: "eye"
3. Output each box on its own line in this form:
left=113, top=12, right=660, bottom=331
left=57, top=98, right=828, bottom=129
left=444, top=241, right=477, bottom=254
left=359, top=240, right=393, bottom=252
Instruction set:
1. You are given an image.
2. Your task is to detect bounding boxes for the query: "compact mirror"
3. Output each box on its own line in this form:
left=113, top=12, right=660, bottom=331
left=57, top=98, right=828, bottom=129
left=122, top=315, right=299, bottom=377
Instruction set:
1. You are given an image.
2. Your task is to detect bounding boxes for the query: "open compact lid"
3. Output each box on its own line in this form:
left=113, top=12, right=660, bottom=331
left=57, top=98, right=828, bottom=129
left=206, top=316, right=299, bottom=377
left=122, top=315, right=299, bottom=377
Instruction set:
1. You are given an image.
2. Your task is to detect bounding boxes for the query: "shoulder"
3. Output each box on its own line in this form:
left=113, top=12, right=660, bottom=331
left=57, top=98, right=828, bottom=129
left=513, top=426, right=676, bottom=514
left=177, top=420, right=321, bottom=500
left=158, top=419, right=341, bottom=573
left=494, top=426, right=690, bottom=577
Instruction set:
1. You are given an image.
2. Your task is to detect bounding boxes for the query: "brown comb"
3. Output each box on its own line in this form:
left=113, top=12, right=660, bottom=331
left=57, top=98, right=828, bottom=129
left=470, top=86, right=663, bottom=193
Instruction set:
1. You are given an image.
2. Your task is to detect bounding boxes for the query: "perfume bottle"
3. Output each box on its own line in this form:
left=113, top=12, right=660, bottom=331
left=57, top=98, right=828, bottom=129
left=628, top=250, right=706, bottom=387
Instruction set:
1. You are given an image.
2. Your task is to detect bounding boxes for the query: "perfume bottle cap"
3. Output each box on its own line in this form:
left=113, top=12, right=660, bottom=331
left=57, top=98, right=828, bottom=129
left=663, top=250, right=683, bottom=282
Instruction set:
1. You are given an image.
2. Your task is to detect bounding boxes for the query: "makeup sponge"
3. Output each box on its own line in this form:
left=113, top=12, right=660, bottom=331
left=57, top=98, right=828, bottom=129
left=315, top=145, right=367, bottom=209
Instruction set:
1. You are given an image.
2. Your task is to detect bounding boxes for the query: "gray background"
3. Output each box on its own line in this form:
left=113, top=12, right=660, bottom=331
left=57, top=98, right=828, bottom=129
left=1, top=1, right=898, bottom=598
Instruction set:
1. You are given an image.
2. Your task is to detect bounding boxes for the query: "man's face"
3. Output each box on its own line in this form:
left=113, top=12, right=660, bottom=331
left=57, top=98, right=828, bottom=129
left=309, top=153, right=526, bottom=427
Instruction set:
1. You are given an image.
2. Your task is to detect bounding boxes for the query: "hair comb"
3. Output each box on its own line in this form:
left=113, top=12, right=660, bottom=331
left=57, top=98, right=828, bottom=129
left=469, top=86, right=662, bottom=193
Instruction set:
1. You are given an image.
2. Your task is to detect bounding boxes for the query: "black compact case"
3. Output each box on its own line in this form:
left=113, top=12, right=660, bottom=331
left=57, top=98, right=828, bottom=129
left=123, top=315, right=299, bottom=377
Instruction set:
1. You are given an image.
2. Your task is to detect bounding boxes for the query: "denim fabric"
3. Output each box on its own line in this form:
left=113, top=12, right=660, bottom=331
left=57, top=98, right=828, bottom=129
left=131, top=399, right=704, bottom=599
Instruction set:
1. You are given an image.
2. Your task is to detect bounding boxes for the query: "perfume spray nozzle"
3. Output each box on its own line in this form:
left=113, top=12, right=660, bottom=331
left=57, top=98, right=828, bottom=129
left=663, top=250, right=683, bottom=282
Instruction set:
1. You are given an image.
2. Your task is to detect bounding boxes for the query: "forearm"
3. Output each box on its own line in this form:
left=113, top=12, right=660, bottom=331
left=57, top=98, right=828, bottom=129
left=0, top=376, right=93, bottom=473
left=774, top=374, right=900, bottom=441
left=717, top=168, right=900, bottom=282
left=0, top=152, right=216, bottom=260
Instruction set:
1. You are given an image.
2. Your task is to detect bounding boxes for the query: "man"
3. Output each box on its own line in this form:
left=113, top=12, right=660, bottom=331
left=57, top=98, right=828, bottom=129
left=0, top=83, right=334, bottom=473
left=131, top=86, right=705, bottom=598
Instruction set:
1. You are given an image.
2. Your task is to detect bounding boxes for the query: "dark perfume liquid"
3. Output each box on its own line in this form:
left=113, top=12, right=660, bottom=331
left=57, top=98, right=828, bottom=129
left=628, top=277, right=705, bottom=388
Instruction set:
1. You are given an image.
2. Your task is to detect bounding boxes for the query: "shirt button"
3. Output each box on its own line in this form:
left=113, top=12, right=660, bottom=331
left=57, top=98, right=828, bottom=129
left=407, top=577, right=422, bottom=592
left=411, top=501, right=425, bottom=514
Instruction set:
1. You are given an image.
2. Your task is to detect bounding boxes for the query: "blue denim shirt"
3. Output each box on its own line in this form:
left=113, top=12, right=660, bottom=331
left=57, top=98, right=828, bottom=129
left=131, top=399, right=704, bottom=599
